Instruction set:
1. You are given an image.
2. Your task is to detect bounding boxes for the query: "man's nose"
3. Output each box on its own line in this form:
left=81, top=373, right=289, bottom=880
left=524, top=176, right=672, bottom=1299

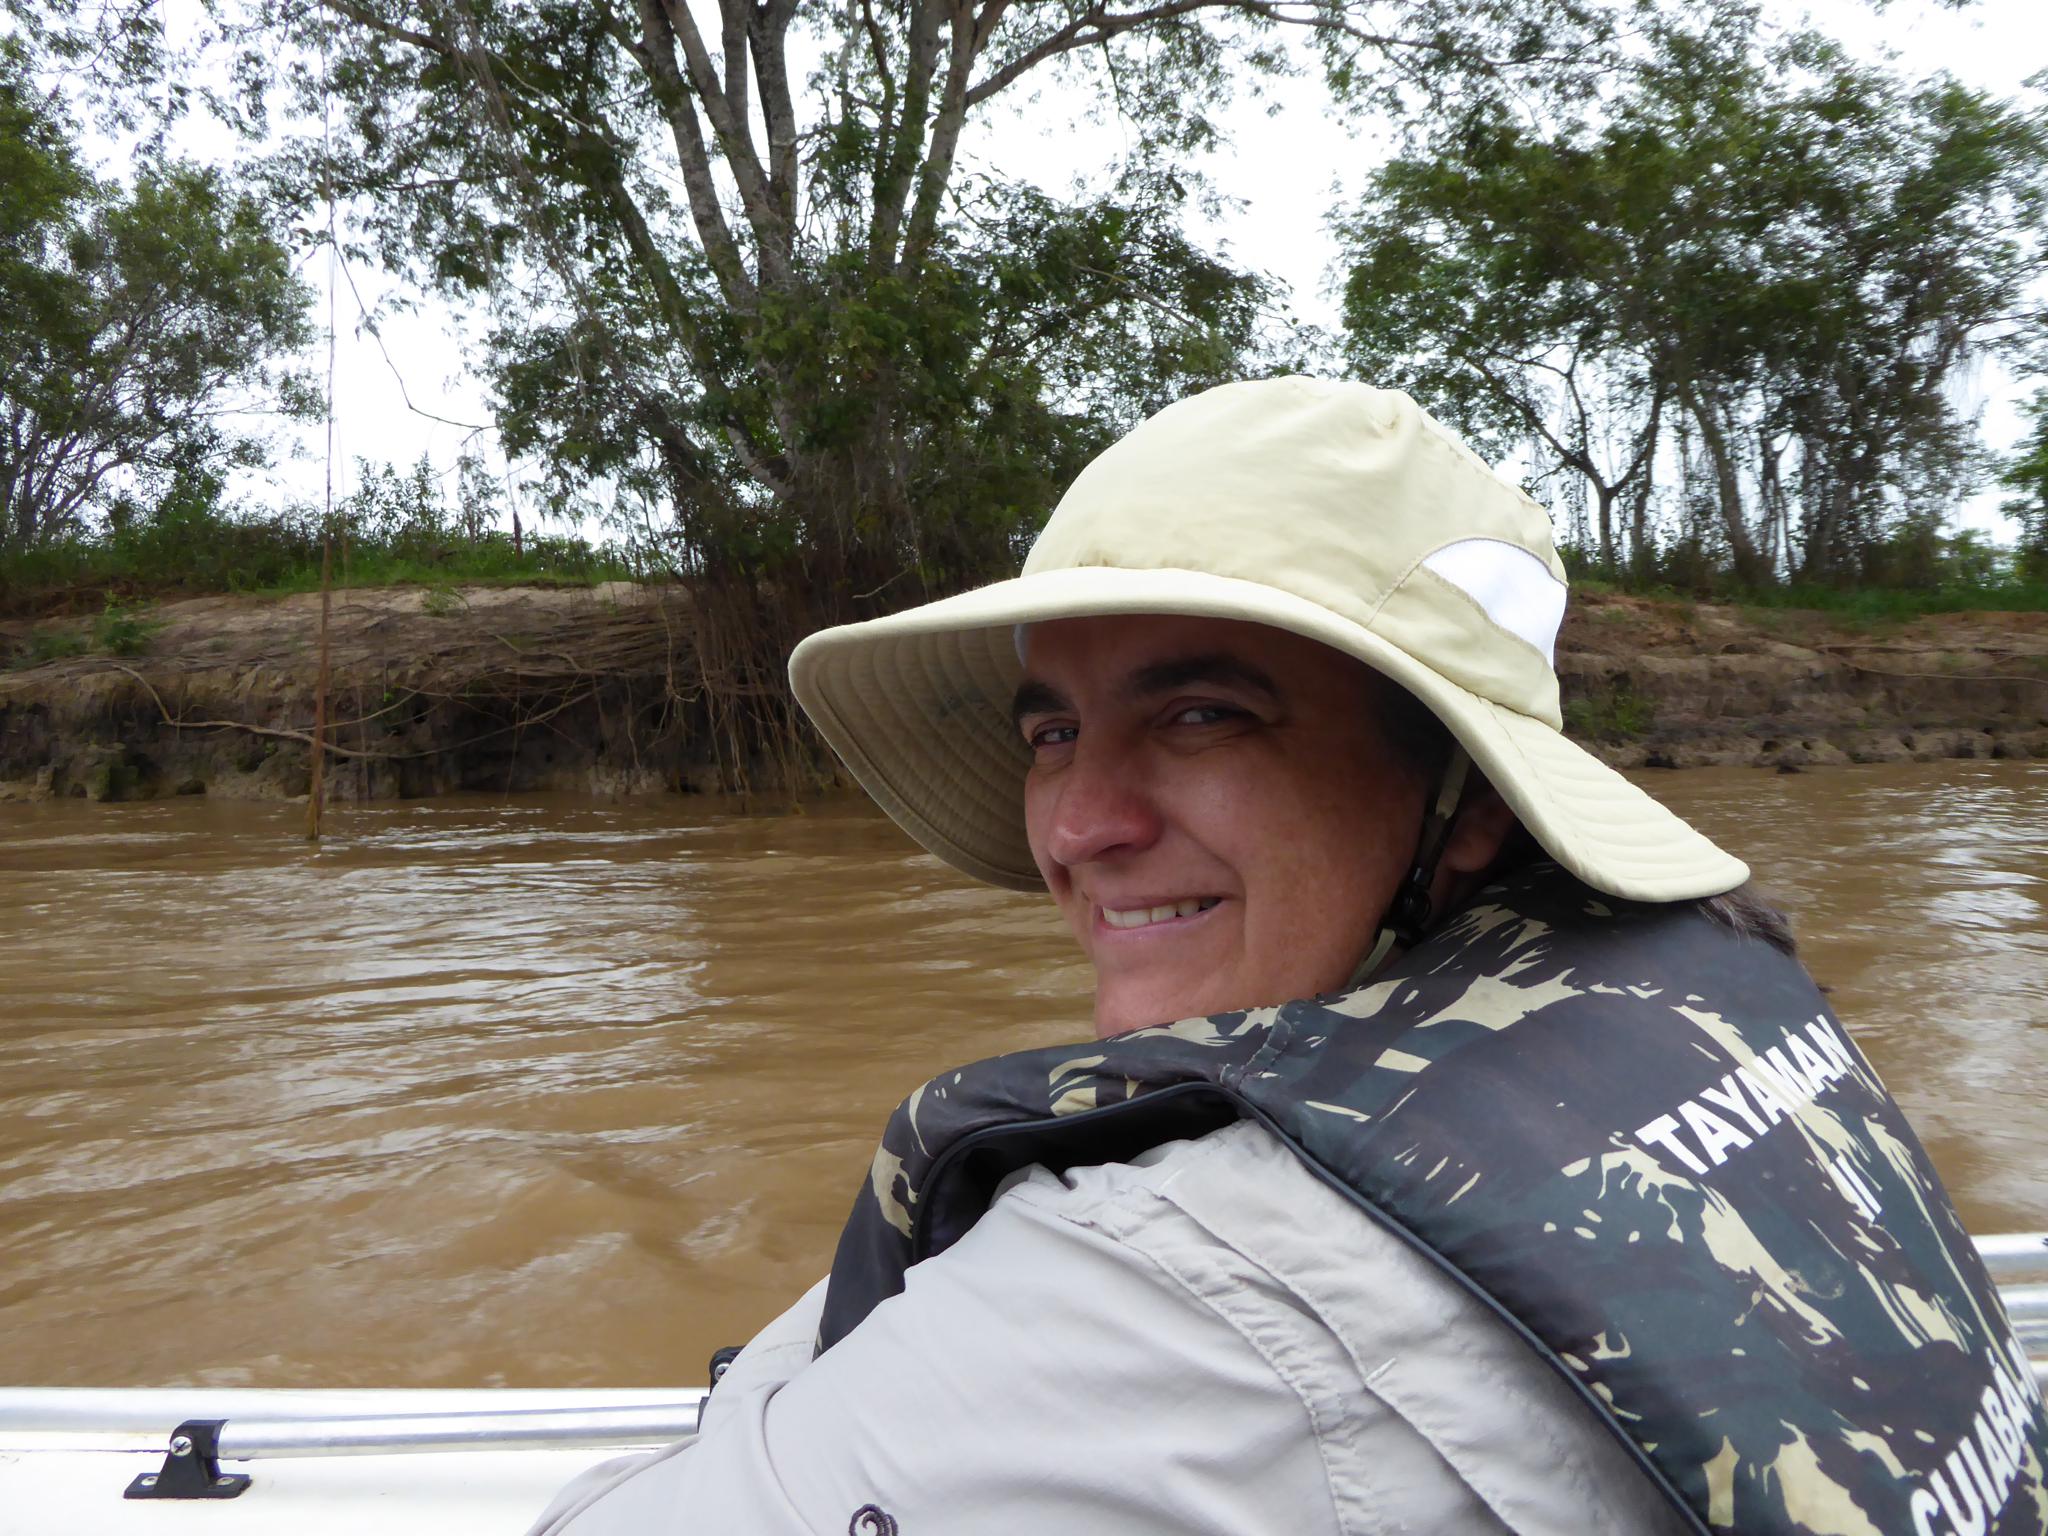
left=1040, top=735, right=1164, bottom=868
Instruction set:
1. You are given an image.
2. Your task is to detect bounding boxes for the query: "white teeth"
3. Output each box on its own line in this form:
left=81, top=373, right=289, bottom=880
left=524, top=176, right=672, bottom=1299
left=1103, top=899, right=1219, bottom=930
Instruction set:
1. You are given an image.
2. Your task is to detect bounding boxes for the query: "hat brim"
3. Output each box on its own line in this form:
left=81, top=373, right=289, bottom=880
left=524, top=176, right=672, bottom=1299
left=789, top=566, right=1747, bottom=903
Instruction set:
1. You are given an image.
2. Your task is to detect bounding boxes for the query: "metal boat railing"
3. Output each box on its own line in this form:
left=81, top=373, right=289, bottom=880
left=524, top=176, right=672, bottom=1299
left=212, top=1403, right=705, bottom=1458
left=2, top=1233, right=2044, bottom=1462
left=0, top=1386, right=709, bottom=1457
left=1977, top=1233, right=2048, bottom=1355
left=1975, top=1232, right=2048, bottom=1282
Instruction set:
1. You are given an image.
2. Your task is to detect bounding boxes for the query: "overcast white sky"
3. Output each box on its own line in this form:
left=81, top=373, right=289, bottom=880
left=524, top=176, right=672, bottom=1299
left=213, top=0, right=2047, bottom=539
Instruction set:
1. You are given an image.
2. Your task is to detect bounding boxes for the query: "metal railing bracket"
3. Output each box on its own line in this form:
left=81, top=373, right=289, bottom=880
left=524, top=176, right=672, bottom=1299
left=123, top=1419, right=251, bottom=1501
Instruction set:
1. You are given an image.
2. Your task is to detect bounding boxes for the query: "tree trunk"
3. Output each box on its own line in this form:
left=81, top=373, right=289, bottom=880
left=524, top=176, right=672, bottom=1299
left=1681, top=384, right=1769, bottom=586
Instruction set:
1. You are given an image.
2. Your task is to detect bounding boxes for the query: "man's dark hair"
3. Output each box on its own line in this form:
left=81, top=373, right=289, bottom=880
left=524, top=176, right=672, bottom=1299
left=1697, top=884, right=1798, bottom=955
left=1366, top=670, right=1457, bottom=785
left=1371, top=673, right=1798, bottom=957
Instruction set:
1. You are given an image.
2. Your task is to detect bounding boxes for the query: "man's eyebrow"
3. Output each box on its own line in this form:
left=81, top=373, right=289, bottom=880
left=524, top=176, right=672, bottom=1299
left=1010, top=678, right=1069, bottom=730
left=1126, top=653, right=1283, bottom=704
left=1010, top=654, right=1283, bottom=728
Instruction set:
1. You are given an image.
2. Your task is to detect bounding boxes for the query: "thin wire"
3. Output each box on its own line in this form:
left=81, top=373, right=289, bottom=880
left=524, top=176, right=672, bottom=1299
left=330, top=250, right=491, bottom=433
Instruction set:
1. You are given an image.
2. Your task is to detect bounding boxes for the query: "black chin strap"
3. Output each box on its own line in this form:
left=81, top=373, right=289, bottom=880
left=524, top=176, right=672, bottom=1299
left=1344, top=746, right=1470, bottom=990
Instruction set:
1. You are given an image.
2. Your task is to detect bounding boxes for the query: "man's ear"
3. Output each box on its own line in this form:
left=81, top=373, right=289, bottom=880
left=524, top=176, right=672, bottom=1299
left=1442, top=784, right=1517, bottom=876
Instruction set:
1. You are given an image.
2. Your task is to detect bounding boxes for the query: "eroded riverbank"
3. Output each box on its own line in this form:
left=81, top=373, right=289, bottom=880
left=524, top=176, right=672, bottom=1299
left=0, top=583, right=725, bottom=803
left=3, top=584, right=2048, bottom=802
left=1559, top=594, right=2048, bottom=771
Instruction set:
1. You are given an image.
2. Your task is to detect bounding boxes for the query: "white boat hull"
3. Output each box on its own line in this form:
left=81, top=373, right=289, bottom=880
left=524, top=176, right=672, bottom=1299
left=6, top=1235, right=2044, bottom=1531
left=0, top=1389, right=705, bottom=1536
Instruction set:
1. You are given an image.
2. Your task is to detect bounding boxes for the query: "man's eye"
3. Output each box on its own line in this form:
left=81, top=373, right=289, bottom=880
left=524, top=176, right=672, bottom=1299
left=1171, top=704, right=1239, bottom=727
left=1026, top=723, right=1078, bottom=750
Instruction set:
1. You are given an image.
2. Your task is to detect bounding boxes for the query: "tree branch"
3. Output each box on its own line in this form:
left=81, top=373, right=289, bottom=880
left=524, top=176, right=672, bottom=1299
left=719, top=0, right=750, bottom=135
left=870, top=0, right=949, bottom=268
left=963, top=0, right=1578, bottom=110
left=902, top=0, right=982, bottom=275
left=750, top=0, right=802, bottom=231
left=319, top=0, right=448, bottom=58
left=617, top=0, right=758, bottom=304
left=965, top=0, right=1226, bottom=108
left=651, top=0, right=785, bottom=269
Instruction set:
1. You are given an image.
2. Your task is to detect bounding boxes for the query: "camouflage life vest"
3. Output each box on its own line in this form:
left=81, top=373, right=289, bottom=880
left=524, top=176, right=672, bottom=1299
left=818, top=864, right=2048, bottom=1536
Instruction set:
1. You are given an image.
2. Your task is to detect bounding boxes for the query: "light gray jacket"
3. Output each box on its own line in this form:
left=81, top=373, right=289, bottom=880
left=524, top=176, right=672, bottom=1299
left=527, top=1119, right=1691, bottom=1534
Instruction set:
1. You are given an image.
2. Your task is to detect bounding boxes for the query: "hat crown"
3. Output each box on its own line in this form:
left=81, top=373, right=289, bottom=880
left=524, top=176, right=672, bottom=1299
left=1024, top=377, right=1568, bottom=723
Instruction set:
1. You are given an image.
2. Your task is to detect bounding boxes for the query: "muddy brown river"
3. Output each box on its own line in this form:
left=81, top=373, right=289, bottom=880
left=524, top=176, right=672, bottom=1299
left=1, top=762, right=2044, bottom=1388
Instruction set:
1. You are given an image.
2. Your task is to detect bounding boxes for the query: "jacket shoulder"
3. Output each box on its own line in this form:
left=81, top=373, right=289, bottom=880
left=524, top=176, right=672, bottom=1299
left=1002, top=1119, right=1691, bottom=1536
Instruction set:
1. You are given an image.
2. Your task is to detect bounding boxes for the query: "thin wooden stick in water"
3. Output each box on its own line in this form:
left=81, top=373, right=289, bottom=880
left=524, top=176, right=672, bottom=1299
left=307, top=12, right=338, bottom=844
left=306, top=534, right=333, bottom=840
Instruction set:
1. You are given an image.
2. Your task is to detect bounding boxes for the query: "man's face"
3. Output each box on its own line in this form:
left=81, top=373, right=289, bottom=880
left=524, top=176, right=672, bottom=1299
left=1016, top=615, right=1430, bottom=1038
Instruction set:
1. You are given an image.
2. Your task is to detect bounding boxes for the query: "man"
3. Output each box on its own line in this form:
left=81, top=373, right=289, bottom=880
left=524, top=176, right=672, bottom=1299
left=535, top=378, right=2043, bottom=1535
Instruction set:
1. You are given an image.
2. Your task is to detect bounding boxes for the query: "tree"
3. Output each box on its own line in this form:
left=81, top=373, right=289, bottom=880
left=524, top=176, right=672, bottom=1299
left=209, top=0, right=1657, bottom=767
left=2001, top=390, right=2048, bottom=582
left=1337, top=25, right=2048, bottom=585
left=0, top=53, right=316, bottom=550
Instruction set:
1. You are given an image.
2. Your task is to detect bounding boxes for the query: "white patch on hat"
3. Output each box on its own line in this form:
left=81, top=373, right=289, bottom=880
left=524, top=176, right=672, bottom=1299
left=1421, top=538, right=1568, bottom=661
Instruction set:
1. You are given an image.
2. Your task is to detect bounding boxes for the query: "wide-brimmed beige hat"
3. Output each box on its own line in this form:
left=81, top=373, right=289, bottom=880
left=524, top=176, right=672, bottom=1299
left=789, top=376, right=1746, bottom=903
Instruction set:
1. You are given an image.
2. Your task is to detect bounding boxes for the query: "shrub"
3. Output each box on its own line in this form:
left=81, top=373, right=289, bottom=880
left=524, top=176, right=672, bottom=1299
left=16, top=625, right=86, bottom=666
left=92, top=601, right=160, bottom=656
left=1563, top=681, right=1657, bottom=742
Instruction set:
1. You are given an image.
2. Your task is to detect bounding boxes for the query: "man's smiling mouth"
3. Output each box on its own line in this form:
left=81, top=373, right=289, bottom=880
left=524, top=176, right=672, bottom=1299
left=1100, top=897, right=1223, bottom=930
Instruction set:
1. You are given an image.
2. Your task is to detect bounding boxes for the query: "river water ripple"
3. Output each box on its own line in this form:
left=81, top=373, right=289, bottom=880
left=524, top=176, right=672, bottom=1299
left=0, top=762, right=2042, bottom=1386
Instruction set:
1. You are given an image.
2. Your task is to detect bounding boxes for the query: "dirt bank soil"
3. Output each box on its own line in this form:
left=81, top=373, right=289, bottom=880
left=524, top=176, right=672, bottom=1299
left=0, top=583, right=728, bottom=803
left=3, top=583, right=2048, bottom=802
left=1558, top=592, right=2048, bottom=770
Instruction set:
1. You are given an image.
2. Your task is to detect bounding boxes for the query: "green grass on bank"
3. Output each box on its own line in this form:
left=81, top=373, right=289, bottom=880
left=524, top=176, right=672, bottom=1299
left=12, top=505, right=2048, bottom=647
left=240, top=539, right=634, bottom=596
left=0, top=516, right=634, bottom=618
left=1729, top=581, right=2048, bottom=621
left=1563, top=526, right=2048, bottom=622
left=1563, top=680, right=1658, bottom=742
left=4, top=598, right=167, bottom=670
left=1573, top=575, right=2048, bottom=623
